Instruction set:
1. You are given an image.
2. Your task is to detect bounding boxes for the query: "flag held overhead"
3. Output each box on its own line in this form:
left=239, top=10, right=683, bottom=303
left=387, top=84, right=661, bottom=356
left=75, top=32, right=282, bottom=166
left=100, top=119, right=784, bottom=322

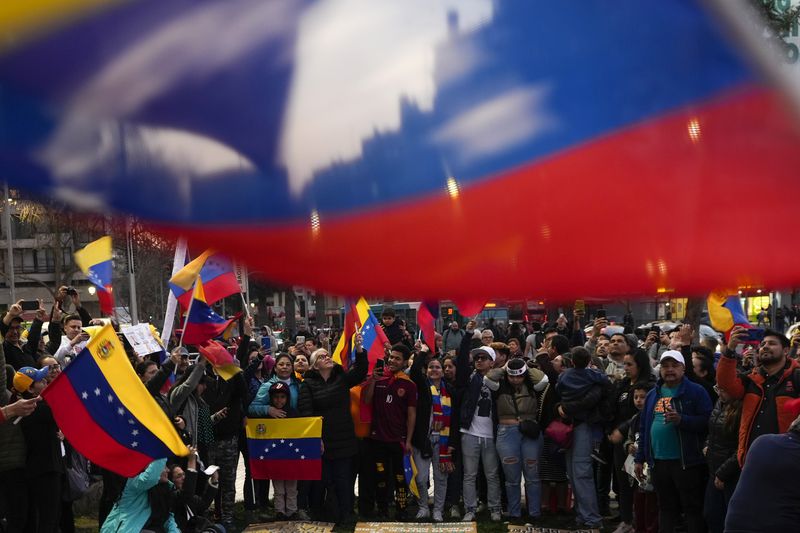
left=73, top=236, right=114, bottom=316
left=41, top=325, right=188, bottom=477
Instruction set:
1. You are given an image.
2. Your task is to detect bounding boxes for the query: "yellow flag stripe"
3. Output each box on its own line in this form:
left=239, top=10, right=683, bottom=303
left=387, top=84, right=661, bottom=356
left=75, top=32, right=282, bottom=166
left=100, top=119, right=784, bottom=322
left=73, top=236, right=112, bottom=274
left=169, top=249, right=214, bottom=291
left=246, top=417, right=322, bottom=440
left=0, top=0, right=117, bottom=51
left=89, top=325, right=188, bottom=456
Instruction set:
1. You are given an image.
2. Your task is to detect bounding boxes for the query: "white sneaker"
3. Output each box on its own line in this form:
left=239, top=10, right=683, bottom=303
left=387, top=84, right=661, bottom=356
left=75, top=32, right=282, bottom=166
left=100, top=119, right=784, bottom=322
left=490, top=511, right=502, bottom=522
left=432, top=510, right=443, bottom=522
left=415, top=507, right=430, bottom=520
left=449, top=505, right=461, bottom=519
left=462, top=511, right=476, bottom=522
left=612, top=522, right=634, bottom=533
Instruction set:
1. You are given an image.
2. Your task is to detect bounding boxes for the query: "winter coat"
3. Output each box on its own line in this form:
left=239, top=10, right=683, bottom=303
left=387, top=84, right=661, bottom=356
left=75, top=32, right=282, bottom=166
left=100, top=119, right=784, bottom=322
left=203, top=371, right=247, bottom=440
left=20, top=398, right=64, bottom=478
left=173, top=469, right=217, bottom=533
left=455, top=331, right=496, bottom=431
left=250, top=374, right=301, bottom=417
left=0, top=344, right=25, bottom=473
left=100, top=458, right=180, bottom=533
left=168, top=363, right=206, bottom=448
left=298, top=349, right=368, bottom=459
left=611, top=374, right=657, bottom=431
left=409, top=352, right=460, bottom=458
left=706, top=398, right=741, bottom=484
left=635, top=377, right=713, bottom=468
left=717, top=354, right=800, bottom=466
left=556, top=367, right=614, bottom=424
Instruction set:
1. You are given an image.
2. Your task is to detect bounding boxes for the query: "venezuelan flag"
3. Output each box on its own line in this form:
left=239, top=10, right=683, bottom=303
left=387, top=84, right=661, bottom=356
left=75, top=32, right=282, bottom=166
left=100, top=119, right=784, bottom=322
left=707, top=289, right=750, bottom=334
left=73, top=236, right=114, bottom=316
left=169, top=250, right=240, bottom=309
left=181, top=278, right=240, bottom=345
left=41, top=325, right=188, bottom=477
left=331, top=297, right=388, bottom=372
left=403, top=453, right=420, bottom=499
left=198, top=340, right=241, bottom=381
left=417, top=300, right=439, bottom=352
left=246, top=417, right=322, bottom=480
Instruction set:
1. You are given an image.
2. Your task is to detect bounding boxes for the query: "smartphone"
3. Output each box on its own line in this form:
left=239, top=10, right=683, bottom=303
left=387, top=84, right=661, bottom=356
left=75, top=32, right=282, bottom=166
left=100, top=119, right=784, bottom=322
left=296, top=335, right=306, bottom=344
left=203, top=465, right=220, bottom=476
left=574, top=300, right=585, bottom=313
left=596, top=309, right=607, bottom=319
left=744, top=328, right=765, bottom=343
left=650, top=325, right=661, bottom=334
left=21, top=301, right=39, bottom=311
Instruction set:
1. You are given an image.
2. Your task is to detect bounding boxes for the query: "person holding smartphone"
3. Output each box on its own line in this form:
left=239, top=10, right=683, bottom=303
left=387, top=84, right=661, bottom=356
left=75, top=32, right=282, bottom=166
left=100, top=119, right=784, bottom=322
left=716, top=326, right=800, bottom=467
left=1, top=299, right=42, bottom=369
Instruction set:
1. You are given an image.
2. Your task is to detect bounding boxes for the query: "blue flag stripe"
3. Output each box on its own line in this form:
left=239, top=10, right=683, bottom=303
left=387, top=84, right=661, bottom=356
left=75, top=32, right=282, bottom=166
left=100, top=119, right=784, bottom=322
left=65, top=350, right=172, bottom=459
left=247, top=437, right=321, bottom=461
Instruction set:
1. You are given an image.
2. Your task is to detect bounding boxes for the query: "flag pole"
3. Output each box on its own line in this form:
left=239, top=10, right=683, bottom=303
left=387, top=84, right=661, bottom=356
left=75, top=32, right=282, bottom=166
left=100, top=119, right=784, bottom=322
left=178, top=284, right=197, bottom=349
left=240, top=292, right=251, bottom=319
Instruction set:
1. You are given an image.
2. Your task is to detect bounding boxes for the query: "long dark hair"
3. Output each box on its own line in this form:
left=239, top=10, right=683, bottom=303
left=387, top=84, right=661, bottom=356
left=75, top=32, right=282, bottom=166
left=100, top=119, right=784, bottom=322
left=628, top=348, right=652, bottom=381
left=499, top=359, right=535, bottom=397
left=271, top=353, right=295, bottom=379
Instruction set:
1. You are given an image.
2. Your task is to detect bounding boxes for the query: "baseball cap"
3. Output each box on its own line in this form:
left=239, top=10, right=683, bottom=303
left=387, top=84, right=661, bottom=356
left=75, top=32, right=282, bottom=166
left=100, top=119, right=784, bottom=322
left=470, top=346, right=496, bottom=361
left=13, top=366, right=49, bottom=393
left=270, top=382, right=290, bottom=396
left=659, top=350, right=685, bottom=366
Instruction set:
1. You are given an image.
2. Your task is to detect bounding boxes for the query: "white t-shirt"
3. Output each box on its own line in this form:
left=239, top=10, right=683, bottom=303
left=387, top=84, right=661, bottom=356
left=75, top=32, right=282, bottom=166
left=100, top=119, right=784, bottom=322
left=462, top=381, right=494, bottom=438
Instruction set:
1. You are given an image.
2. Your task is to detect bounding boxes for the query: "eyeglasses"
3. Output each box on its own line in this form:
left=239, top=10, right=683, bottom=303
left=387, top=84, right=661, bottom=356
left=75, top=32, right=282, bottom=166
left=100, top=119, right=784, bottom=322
left=473, top=356, right=490, bottom=362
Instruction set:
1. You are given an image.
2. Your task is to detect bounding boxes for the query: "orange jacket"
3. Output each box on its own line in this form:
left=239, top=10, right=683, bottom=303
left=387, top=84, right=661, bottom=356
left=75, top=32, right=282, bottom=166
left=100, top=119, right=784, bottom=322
left=716, top=355, right=800, bottom=466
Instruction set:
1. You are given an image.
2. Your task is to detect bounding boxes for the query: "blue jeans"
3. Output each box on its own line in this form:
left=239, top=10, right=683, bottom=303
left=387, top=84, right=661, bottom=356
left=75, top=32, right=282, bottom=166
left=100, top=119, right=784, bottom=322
left=495, top=425, right=542, bottom=518
left=460, top=433, right=501, bottom=513
left=565, top=422, right=601, bottom=526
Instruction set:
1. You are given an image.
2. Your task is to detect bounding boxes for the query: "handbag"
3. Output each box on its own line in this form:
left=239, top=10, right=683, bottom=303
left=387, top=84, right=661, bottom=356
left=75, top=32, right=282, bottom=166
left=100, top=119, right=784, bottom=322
left=512, top=387, right=540, bottom=439
left=544, top=418, right=574, bottom=449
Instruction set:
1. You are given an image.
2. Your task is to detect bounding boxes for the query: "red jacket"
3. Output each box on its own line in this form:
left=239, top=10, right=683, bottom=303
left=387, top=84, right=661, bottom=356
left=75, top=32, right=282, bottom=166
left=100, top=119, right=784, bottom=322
left=716, top=355, right=800, bottom=466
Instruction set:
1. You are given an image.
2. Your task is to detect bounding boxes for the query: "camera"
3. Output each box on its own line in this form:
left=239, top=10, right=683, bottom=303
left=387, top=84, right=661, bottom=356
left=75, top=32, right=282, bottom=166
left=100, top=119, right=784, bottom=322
left=65, top=287, right=78, bottom=296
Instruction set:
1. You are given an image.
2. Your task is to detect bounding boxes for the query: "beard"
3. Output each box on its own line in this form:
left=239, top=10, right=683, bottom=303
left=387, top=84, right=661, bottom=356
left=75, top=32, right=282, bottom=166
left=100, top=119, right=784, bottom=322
left=758, top=351, right=783, bottom=366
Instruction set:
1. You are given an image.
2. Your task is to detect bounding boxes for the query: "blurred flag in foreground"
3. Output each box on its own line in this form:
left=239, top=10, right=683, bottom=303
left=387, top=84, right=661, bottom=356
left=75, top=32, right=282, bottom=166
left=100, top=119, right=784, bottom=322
left=41, top=325, right=188, bottom=477
left=73, top=236, right=114, bottom=316
left=246, top=417, right=322, bottom=480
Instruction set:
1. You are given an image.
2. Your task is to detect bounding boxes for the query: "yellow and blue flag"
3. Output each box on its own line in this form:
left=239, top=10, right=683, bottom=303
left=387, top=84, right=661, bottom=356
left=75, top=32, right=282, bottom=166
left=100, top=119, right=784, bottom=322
left=707, top=289, right=749, bottom=333
left=41, top=325, right=188, bottom=477
left=73, top=236, right=114, bottom=316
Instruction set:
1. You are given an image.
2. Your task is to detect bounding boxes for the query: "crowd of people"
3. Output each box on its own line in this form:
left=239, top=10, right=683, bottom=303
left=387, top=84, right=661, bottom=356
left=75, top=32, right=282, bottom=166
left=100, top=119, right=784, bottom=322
left=0, top=291, right=799, bottom=533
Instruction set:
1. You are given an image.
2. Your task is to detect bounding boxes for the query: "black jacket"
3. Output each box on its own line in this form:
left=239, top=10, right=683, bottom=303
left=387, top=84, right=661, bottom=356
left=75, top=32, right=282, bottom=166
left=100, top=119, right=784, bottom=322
left=455, top=330, right=497, bottom=432
left=409, top=352, right=458, bottom=459
left=706, top=398, right=741, bottom=484
left=611, top=375, right=657, bottom=432
left=20, top=398, right=64, bottom=478
left=174, top=469, right=217, bottom=533
left=202, top=371, right=248, bottom=440
left=298, top=349, right=368, bottom=459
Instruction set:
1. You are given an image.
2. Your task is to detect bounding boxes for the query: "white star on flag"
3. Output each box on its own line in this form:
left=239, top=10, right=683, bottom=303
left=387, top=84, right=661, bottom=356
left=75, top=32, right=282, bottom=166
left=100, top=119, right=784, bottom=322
left=131, top=441, right=138, bottom=448
left=117, top=407, right=124, bottom=415
left=301, top=455, right=305, bottom=459
left=260, top=455, right=264, bottom=460
left=281, top=439, right=285, bottom=443
left=132, top=429, right=139, bottom=436
left=81, top=391, right=88, bottom=399
left=107, top=394, right=114, bottom=403
left=94, top=388, right=101, bottom=396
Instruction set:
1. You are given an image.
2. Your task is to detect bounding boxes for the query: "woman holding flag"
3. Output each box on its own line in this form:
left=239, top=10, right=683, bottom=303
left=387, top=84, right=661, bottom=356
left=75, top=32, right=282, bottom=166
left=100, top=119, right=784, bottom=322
left=298, top=335, right=368, bottom=524
left=409, top=342, right=455, bottom=522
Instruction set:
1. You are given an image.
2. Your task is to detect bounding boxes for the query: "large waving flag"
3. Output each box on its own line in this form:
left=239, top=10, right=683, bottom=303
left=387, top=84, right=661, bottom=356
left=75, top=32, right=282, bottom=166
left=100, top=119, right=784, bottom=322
left=417, top=301, right=439, bottom=353
left=169, top=250, right=241, bottom=309
left=707, top=290, right=750, bottom=335
left=73, top=236, right=114, bottom=316
left=41, top=325, right=188, bottom=477
left=4, top=2, right=800, bottom=301
left=198, top=340, right=242, bottom=381
left=181, top=279, right=240, bottom=345
left=332, top=297, right=389, bottom=372
left=246, top=417, right=322, bottom=480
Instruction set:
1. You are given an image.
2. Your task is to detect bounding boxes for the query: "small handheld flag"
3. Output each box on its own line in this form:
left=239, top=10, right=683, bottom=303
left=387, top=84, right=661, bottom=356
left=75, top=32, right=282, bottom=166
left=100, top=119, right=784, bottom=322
left=707, top=290, right=750, bottom=336
left=199, top=340, right=242, bottom=380
left=403, top=453, right=420, bottom=499
left=73, top=236, right=114, bottom=316
left=181, top=279, right=241, bottom=345
left=169, top=250, right=241, bottom=309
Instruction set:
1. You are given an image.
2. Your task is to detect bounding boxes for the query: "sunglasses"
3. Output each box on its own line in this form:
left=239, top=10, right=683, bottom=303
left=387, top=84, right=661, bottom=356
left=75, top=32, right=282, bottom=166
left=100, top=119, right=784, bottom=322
left=473, top=355, right=491, bottom=362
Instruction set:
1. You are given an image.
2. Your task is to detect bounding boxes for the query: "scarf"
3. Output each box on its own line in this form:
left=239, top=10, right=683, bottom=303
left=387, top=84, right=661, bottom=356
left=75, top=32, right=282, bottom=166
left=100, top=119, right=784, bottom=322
left=430, top=380, right=452, bottom=464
